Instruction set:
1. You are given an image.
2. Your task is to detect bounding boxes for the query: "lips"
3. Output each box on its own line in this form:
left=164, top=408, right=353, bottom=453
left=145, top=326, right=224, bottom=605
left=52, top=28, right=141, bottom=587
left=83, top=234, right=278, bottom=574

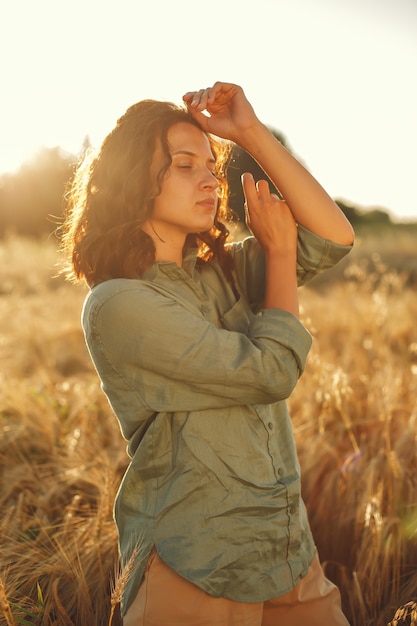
left=197, top=198, right=216, bottom=210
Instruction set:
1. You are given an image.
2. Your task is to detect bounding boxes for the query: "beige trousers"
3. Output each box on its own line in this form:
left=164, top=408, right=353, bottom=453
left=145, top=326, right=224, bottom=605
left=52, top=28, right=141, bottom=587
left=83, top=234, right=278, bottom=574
left=123, top=549, right=350, bottom=626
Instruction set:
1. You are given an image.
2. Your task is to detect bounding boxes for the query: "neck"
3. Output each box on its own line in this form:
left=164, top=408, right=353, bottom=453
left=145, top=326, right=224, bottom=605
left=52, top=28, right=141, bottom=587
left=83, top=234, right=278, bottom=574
left=154, top=243, right=184, bottom=267
left=142, top=221, right=185, bottom=267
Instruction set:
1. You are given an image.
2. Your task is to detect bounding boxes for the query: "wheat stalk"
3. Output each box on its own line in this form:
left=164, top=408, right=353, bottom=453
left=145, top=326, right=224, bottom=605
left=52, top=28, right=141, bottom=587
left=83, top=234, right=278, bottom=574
left=108, top=545, right=140, bottom=626
left=0, top=578, right=16, bottom=626
left=387, top=601, right=417, bottom=626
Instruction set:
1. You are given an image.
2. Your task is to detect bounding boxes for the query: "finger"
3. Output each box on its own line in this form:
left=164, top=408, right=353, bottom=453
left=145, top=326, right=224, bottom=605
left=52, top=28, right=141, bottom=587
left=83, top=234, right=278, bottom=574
left=256, top=179, right=272, bottom=202
left=183, top=90, right=200, bottom=108
left=207, top=82, right=238, bottom=106
left=195, top=89, right=210, bottom=111
left=182, top=91, right=195, bottom=106
left=184, top=106, right=211, bottom=132
left=206, top=82, right=227, bottom=105
left=183, top=88, right=210, bottom=111
left=241, top=173, right=258, bottom=208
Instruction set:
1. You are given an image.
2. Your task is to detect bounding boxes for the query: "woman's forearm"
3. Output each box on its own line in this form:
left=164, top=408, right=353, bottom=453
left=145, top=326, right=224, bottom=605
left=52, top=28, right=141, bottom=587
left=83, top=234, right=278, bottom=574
left=237, top=122, right=355, bottom=245
left=264, top=251, right=299, bottom=317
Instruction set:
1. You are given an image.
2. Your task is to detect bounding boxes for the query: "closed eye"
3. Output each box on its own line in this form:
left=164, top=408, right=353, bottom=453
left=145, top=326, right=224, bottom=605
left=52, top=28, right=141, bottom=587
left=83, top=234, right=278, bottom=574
left=175, top=164, right=217, bottom=178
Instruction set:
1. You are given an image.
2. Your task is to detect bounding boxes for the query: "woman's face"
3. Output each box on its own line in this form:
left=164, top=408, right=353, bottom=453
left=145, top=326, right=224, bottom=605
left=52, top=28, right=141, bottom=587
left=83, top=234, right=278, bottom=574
left=144, top=122, right=219, bottom=245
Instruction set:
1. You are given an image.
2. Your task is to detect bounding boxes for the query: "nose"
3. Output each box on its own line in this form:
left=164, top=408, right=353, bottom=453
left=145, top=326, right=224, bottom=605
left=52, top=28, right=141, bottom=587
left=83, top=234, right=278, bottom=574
left=201, top=169, right=219, bottom=190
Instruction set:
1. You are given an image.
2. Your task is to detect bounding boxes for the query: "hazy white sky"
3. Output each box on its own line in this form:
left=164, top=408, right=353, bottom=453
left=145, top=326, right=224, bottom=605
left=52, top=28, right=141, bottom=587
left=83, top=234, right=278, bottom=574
left=1, top=0, right=416, bottom=220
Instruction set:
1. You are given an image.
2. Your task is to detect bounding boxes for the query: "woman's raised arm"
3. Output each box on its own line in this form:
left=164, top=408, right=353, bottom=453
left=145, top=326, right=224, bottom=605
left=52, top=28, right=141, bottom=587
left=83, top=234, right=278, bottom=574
left=183, top=82, right=355, bottom=246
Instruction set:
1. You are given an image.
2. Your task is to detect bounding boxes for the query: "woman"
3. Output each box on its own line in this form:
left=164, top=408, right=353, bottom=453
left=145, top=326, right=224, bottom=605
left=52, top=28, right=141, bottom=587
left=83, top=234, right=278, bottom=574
left=62, top=82, right=354, bottom=625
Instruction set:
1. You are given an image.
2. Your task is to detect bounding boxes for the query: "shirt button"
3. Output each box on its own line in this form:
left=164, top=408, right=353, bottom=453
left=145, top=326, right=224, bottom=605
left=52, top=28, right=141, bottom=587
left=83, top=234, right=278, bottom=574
left=277, top=468, right=284, bottom=476
left=268, top=422, right=273, bottom=430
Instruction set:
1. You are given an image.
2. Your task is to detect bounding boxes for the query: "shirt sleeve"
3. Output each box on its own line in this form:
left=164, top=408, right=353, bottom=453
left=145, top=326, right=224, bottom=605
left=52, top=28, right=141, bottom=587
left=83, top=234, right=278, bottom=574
left=229, top=224, right=353, bottom=311
left=82, top=279, right=312, bottom=418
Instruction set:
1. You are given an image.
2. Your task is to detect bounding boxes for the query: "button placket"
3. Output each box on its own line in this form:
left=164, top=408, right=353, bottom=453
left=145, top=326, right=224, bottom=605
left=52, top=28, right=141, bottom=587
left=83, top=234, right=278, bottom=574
left=161, top=267, right=212, bottom=316
left=259, top=415, right=286, bottom=483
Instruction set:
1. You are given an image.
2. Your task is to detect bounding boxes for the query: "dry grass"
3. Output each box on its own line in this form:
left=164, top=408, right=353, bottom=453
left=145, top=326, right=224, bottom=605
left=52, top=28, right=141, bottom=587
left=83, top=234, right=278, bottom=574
left=0, top=230, right=416, bottom=625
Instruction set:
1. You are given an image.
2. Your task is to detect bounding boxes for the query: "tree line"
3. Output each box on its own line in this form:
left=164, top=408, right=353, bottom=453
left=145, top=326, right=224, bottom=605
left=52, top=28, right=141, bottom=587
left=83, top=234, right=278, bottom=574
left=0, top=132, right=394, bottom=239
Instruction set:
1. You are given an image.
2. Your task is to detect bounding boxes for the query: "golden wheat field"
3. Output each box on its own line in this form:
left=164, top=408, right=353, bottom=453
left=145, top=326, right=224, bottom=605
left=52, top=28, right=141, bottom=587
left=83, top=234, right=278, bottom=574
left=1, top=228, right=416, bottom=626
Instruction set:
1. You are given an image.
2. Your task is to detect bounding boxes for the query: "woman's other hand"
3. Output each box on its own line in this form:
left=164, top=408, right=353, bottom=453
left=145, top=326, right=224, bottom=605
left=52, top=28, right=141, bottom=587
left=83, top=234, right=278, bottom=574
left=183, top=82, right=259, bottom=144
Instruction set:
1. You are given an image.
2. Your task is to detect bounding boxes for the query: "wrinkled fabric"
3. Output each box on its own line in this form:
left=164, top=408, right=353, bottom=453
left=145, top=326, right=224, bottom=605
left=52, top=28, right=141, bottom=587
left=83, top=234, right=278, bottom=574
left=82, top=225, right=352, bottom=616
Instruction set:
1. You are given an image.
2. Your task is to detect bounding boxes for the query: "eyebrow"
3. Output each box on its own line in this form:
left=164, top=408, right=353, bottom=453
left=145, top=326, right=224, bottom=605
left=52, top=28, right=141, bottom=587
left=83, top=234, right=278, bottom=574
left=172, top=150, right=216, bottom=164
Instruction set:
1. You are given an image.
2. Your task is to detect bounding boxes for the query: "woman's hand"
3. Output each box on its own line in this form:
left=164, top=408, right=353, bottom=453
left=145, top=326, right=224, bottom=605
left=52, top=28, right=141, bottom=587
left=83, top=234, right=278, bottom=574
left=242, top=172, right=299, bottom=315
left=242, top=173, right=298, bottom=257
left=183, top=82, right=260, bottom=143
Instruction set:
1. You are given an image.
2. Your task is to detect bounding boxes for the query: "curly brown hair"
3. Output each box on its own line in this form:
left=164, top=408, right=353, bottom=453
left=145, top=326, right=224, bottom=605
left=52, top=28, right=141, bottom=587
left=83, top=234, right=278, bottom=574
left=60, top=100, right=235, bottom=287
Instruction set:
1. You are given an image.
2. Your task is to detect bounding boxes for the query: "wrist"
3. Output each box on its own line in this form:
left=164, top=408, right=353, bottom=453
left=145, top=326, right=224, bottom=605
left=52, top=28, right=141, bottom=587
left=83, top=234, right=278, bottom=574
left=235, top=120, right=276, bottom=154
left=264, top=255, right=299, bottom=316
left=264, top=246, right=297, bottom=263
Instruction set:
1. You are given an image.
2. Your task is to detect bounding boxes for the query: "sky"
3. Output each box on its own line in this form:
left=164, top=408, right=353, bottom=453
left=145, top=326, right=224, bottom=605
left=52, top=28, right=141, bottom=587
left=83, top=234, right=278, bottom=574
left=1, top=0, right=416, bottom=221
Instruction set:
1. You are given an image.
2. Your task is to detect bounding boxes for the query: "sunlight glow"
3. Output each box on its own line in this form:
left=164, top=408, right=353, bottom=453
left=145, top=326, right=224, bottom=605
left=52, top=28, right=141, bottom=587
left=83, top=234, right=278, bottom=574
left=1, top=0, right=416, bottom=219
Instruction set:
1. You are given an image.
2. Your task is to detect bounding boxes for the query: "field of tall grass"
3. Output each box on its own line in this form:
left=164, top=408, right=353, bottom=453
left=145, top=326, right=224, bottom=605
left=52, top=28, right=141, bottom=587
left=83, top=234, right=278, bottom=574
left=1, top=227, right=416, bottom=625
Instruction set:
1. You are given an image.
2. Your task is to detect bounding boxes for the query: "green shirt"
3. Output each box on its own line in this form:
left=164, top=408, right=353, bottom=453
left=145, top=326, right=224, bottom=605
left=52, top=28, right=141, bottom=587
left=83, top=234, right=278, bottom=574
left=82, top=224, right=352, bottom=615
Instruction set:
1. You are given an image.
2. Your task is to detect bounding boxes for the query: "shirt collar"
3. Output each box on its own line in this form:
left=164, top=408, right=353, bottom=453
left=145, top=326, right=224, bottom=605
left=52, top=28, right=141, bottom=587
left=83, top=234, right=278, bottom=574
left=142, top=248, right=199, bottom=281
